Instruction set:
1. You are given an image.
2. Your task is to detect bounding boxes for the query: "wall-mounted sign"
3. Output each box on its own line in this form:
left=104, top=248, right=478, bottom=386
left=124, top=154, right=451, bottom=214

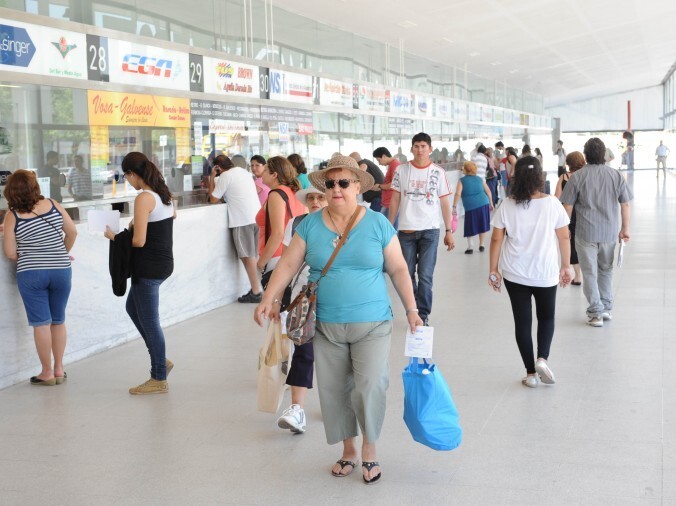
left=107, top=39, right=189, bottom=91
left=260, top=105, right=313, bottom=124
left=354, top=85, right=388, bottom=113
left=190, top=99, right=261, bottom=122
left=0, top=18, right=87, bottom=79
left=435, top=99, right=452, bottom=119
left=415, top=95, right=432, bottom=117
left=208, top=119, right=246, bottom=134
left=390, top=91, right=414, bottom=115
left=318, top=78, right=353, bottom=109
left=203, top=57, right=259, bottom=97
left=481, top=106, right=494, bottom=123
left=268, top=69, right=313, bottom=104
left=87, top=90, right=190, bottom=127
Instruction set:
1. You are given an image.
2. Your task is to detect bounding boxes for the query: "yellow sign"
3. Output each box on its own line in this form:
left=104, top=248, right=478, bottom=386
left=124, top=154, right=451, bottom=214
left=87, top=90, right=190, bottom=128
left=90, top=126, right=109, bottom=163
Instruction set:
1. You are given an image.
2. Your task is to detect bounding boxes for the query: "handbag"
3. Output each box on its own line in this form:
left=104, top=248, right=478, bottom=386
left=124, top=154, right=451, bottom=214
left=402, top=358, right=462, bottom=451
left=257, top=320, right=293, bottom=413
left=285, top=207, right=360, bottom=346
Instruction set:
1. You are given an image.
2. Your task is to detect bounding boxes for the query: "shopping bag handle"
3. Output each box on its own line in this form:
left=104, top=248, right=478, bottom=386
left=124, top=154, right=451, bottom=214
left=408, top=357, right=435, bottom=372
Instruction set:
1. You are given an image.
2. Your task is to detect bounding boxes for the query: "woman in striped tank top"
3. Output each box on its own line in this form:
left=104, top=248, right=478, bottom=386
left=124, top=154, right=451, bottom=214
left=105, top=152, right=176, bottom=395
left=2, top=170, right=78, bottom=386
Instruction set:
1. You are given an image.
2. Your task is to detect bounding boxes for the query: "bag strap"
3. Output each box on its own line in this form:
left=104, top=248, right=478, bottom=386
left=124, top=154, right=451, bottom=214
left=320, top=206, right=361, bottom=278
left=265, top=188, right=293, bottom=244
left=31, top=200, right=67, bottom=251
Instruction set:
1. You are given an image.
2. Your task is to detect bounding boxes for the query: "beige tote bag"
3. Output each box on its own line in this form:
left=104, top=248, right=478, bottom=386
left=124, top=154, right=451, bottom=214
left=257, top=320, right=292, bottom=413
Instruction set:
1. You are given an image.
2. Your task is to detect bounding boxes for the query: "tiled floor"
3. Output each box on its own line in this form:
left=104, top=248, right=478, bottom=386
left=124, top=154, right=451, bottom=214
left=1, top=170, right=674, bottom=505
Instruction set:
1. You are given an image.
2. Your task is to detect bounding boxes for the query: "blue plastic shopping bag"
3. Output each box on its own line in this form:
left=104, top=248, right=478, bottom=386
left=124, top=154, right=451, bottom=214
left=402, top=358, right=462, bottom=451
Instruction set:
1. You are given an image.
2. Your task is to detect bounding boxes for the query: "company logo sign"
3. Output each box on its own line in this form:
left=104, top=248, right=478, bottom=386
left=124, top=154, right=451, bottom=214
left=122, top=54, right=173, bottom=77
left=216, top=62, right=234, bottom=79
left=51, top=36, right=76, bottom=58
left=0, top=24, right=35, bottom=67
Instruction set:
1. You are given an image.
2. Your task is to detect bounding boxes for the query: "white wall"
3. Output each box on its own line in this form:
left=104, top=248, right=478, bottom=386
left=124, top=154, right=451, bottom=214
left=0, top=204, right=250, bottom=389
left=545, top=86, right=663, bottom=132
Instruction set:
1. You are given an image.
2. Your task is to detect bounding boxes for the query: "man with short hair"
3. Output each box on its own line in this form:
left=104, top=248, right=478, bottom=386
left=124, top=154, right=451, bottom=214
left=388, top=132, right=456, bottom=326
left=67, top=155, right=92, bottom=200
left=349, top=152, right=384, bottom=211
left=560, top=137, right=633, bottom=327
left=208, top=154, right=263, bottom=303
left=555, top=140, right=566, bottom=177
left=655, top=140, right=670, bottom=178
left=373, top=146, right=400, bottom=226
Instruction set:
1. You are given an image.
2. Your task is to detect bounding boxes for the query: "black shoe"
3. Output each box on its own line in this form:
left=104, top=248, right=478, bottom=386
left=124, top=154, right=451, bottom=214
left=464, top=249, right=473, bottom=254
left=238, top=290, right=262, bottom=303
left=479, top=246, right=485, bottom=252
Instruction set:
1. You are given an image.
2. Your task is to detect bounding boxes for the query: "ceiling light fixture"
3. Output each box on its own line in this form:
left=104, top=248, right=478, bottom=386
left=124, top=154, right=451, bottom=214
left=442, top=37, right=454, bottom=44
left=490, top=61, right=501, bottom=66
left=469, top=51, right=480, bottom=57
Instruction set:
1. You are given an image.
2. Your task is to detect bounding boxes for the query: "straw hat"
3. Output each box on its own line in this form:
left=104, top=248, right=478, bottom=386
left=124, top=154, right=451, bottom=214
left=308, top=154, right=375, bottom=194
left=295, top=187, right=325, bottom=207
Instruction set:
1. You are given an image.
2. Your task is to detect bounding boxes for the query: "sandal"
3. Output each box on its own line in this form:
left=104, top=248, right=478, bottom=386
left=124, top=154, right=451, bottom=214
left=362, top=461, right=381, bottom=484
left=55, top=372, right=67, bottom=385
left=331, top=459, right=357, bottom=477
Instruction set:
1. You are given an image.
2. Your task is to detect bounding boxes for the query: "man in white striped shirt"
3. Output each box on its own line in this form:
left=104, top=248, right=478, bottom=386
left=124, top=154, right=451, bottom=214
left=471, top=144, right=488, bottom=179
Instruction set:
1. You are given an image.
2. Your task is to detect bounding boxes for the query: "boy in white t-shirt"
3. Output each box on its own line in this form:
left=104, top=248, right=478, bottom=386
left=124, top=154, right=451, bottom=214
left=208, top=154, right=263, bottom=302
left=388, top=132, right=456, bottom=325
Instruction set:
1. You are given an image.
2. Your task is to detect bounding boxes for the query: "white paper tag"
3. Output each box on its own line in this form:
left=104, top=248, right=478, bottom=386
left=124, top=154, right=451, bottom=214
left=405, top=326, right=434, bottom=358
left=280, top=311, right=288, bottom=335
left=617, top=239, right=625, bottom=268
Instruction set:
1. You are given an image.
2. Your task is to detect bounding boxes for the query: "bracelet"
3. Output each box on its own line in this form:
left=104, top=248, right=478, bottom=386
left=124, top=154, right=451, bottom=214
left=406, top=308, right=419, bottom=314
left=272, top=299, right=281, bottom=305
left=446, top=229, right=452, bottom=232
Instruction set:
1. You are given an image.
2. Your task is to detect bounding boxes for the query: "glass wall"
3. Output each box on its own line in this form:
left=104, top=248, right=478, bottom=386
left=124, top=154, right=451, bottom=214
left=5, top=0, right=544, bottom=114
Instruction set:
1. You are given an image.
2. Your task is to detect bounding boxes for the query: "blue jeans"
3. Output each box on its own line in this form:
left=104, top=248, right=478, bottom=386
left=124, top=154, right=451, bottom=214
left=381, top=206, right=399, bottom=229
left=397, top=229, right=439, bottom=321
left=17, top=268, right=72, bottom=326
left=486, top=178, right=499, bottom=205
left=126, top=278, right=168, bottom=380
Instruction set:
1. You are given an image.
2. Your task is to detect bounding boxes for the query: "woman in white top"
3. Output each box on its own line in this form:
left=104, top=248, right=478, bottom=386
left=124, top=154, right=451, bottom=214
left=488, top=156, right=572, bottom=388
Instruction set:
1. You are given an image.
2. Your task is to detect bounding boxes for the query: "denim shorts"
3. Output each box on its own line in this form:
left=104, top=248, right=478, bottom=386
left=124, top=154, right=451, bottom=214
left=17, top=268, right=72, bottom=327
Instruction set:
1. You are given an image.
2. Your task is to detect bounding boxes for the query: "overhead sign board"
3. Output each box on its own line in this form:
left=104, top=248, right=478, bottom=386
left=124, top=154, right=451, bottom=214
left=268, top=69, right=314, bottom=104
left=203, top=57, right=259, bottom=97
left=87, top=90, right=190, bottom=127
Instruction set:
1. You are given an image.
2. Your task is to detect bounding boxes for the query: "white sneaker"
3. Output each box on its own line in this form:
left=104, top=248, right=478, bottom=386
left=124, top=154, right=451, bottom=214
left=535, top=359, right=556, bottom=384
left=587, top=316, right=604, bottom=327
left=521, top=375, right=539, bottom=388
left=602, top=311, right=612, bottom=321
left=277, top=404, right=306, bottom=434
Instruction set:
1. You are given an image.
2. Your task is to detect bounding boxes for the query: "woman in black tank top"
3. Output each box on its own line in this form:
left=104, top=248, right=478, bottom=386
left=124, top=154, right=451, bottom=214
left=105, top=152, right=176, bottom=395
left=555, top=151, right=585, bottom=285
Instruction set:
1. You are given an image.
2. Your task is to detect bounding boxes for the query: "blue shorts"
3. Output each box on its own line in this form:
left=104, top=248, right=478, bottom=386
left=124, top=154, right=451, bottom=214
left=17, top=268, right=72, bottom=327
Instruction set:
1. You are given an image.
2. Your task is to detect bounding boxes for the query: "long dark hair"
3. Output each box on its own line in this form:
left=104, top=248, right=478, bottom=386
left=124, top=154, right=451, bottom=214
left=510, top=156, right=544, bottom=206
left=121, top=152, right=172, bottom=205
left=287, top=153, right=307, bottom=174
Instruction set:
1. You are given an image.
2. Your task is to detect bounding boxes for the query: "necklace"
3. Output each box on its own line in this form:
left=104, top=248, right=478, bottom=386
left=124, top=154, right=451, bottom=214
left=327, top=208, right=349, bottom=248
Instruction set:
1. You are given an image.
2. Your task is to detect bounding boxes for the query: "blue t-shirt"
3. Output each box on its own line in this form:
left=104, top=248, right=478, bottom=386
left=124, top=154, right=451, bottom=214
left=297, top=173, right=311, bottom=189
left=460, top=175, right=489, bottom=211
left=295, top=208, right=396, bottom=323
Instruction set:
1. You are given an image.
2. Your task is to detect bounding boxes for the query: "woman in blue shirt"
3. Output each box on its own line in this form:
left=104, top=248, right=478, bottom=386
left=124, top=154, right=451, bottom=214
left=255, top=154, right=421, bottom=485
left=452, top=161, right=493, bottom=254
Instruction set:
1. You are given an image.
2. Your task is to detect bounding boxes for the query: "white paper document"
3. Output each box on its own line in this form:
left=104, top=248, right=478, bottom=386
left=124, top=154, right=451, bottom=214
left=617, top=239, right=625, bottom=268
left=404, top=326, right=434, bottom=359
left=87, top=210, right=120, bottom=233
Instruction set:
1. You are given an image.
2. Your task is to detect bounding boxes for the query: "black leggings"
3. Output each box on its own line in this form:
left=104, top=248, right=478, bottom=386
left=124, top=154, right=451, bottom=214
left=504, top=279, right=557, bottom=374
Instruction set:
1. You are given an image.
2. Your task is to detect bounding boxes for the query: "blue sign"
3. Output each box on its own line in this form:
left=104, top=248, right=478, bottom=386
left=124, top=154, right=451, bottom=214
left=0, top=24, right=36, bottom=67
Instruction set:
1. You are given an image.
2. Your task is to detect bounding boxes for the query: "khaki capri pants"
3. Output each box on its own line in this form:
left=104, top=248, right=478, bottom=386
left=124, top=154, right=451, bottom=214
left=313, top=320, right=392, bottom=445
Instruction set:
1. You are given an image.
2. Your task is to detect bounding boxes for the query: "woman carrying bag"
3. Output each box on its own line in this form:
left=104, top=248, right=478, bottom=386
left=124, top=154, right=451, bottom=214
left=254, top=154, right=421, bottom=485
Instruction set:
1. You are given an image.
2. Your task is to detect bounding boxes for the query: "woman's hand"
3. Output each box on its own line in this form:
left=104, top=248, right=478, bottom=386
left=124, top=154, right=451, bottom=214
left=406, top=311, right=424, bottom=333
left=104, top=226, right=115, bottom=241
left=488, top=270, right=502, bottom=293
left=254, top=299, right=280, bottom=326
left=559, top=265, right=572, bottom=287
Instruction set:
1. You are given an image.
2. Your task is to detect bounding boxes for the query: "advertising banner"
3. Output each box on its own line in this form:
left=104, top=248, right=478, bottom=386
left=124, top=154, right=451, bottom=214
left=318, top=78, right=353, bottom=109
left=355, top=85, right=388, bottom=113
left=190, top=99, right=261, bottom=122
left=0, top=18, right=87, bottom=79
left=268, top=69, right=314, bottom=104
left=107, top=39, right=189, bottom=91
left=415, top=95, right=432, bottom=117
left=435, top=99, right=452, bottom=119
left=87, top=90, right=190, bottom=127
left=203, top=57, right=259, bottom=97
left=390, top=91, right=414, bottom=115
left=260, top=105, right=313, bottom=123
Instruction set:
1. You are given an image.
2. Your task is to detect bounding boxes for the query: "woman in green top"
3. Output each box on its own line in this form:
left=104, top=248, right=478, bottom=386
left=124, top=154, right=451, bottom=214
left=287, top=153, right=311, bottom=189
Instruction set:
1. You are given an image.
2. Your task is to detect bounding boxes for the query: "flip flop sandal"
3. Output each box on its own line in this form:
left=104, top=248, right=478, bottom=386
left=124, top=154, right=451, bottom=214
left=331, top=459, right=357, bottom=477
left=362, top=461, right=381, bottom=484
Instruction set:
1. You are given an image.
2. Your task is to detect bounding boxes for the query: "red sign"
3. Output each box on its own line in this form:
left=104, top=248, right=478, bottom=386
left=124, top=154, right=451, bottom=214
left=297, top=123, right=314, bottom=135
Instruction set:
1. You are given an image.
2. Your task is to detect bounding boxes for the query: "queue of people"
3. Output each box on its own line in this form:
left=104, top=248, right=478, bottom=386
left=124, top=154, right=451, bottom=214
left=2, top=134, right=633, bottom=485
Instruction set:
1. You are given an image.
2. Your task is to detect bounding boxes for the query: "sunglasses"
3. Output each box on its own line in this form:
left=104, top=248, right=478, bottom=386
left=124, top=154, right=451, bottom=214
left=325, top=178, right=358, bottom=189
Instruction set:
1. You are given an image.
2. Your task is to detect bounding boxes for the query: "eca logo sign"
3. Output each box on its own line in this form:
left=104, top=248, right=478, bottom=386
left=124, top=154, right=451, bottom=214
left=122, top=54, right=173, bottom=77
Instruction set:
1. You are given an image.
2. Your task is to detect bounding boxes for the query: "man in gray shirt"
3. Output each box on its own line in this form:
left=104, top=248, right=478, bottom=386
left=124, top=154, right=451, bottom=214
left=560, top=138, right=633, bottom=327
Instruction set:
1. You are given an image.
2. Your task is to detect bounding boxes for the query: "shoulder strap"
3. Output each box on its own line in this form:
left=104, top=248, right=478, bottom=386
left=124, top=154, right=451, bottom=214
left=291, top=213, right=307, bottom=237
left=265, top=188, right=293, bottom=244
left=320, top=206, right=361, bottom=278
